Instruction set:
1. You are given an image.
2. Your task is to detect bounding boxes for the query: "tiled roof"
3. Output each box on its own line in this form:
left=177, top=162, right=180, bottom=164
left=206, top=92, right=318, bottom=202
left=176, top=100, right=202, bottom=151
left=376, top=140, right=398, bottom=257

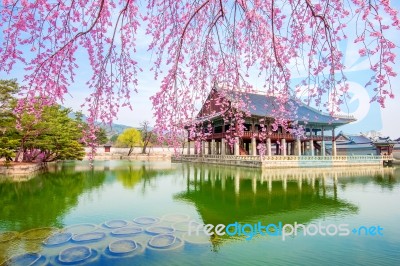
left=347, top=135, right=372, bottom=144
left=229, top=90, right=356, bottom=126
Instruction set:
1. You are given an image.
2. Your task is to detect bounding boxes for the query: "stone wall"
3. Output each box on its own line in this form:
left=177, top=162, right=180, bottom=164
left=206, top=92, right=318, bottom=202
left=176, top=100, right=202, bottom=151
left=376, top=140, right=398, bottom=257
left=85, top=146, right=194, bottom=156
left=0, top=163, right=44, bottom=181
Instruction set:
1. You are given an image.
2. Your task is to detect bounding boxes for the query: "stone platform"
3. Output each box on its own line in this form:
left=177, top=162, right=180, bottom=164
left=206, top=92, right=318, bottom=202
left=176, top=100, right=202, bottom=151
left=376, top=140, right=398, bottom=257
left=172, top=154, right=394, bottom=168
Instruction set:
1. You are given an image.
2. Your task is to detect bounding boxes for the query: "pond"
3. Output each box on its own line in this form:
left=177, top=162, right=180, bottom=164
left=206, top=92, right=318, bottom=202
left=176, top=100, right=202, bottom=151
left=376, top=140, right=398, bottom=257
left=0, top=160, right=399, bottom=265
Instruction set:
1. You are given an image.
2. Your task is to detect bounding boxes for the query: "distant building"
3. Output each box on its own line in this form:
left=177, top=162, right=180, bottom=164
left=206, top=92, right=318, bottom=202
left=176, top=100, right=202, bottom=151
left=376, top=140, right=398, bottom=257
left=326, top=132, right=400, bottom=157
left=373, top=137, right=398, bottom=156
left=104, top=142, right=112, bottom=153
left=328, top=132, right=375, bottom=155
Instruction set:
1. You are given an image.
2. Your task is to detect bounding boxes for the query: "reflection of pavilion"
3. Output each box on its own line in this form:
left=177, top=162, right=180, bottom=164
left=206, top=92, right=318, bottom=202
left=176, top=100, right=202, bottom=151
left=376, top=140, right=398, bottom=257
left=175, top=165, right=394, bottom=246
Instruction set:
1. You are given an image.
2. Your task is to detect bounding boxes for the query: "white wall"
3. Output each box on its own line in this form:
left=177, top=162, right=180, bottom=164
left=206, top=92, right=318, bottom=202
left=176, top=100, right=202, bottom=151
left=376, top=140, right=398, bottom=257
left=85, top=146, right=194, bottom=155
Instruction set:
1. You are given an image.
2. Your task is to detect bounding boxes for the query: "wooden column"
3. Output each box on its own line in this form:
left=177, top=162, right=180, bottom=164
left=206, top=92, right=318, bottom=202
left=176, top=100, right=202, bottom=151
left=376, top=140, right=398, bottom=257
left=211, top=139, right=215, bottom=155
left=310, top=140, right=314, bottom=156
left=234, top=137, right=240, bottom=156
left=200, top=141, right=204, bottom=155
left=291, top=141, right=295, bottom=155
left=321, top=127, right=325, bottom=156
left=332, top=128, right=337, bottom=156
left=251, top=137, right=257, bottom=156
left=267, top=138, right=272, bottom=156
left=281, top=139, right=287, bottom=156
left=296, top=138, right=301, bottom=156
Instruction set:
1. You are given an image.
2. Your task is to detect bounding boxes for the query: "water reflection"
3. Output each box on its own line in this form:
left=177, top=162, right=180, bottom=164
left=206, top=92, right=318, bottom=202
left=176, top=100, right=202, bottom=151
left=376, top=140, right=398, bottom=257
left=0, top=169, right=105, bottom=232
left=175, top=164, right=395, bottom=247
left=0, top=161, right=398, bottom=264
left=115, top=165, right=173, bottom=191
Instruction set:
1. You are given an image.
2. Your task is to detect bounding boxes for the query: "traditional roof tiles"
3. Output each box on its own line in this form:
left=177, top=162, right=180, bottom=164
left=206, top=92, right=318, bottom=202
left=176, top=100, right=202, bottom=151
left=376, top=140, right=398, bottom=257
left=210, top=88, right=356, bottom=126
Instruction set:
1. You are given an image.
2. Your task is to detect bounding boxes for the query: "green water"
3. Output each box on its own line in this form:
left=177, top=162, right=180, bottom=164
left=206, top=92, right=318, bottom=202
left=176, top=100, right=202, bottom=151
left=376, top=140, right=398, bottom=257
left=0, top=160, right=399, bottom=265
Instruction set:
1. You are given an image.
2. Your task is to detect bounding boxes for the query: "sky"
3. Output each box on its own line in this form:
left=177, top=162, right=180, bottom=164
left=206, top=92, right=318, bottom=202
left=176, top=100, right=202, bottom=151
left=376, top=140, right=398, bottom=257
left=1, top=2, right=400, bottom=138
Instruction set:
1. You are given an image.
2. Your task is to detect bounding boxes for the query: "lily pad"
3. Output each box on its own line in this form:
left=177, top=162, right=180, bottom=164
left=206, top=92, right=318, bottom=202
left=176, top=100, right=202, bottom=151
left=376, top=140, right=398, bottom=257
left=104, top=220, right=128, bottom=229
left=145, top=226, right=175, bottom=235
left=133, top=216, right=159, bottom=225
left=72, top=232, right=105, bottom=243
left=0, top=231, right=18, bottom=243
left=63, top=224, right=97, bottom=235
left=162, top=213, right=191, bottom=223
left=4, top=253, right=41, bottom=266
left=20, top=227, right=58, bottom=240
left=108, top=239, right=138, bottom=254
left=58, top=246, right=91, bottom=264
left=172, top=221, right=202, bottom=232
left=111, top=226, right=143, bottom=237
left=183, top=231, right=210, bottom=245
left=148, top=234, right=182, bottom=249
left=43, top=232, right=72, bottom=246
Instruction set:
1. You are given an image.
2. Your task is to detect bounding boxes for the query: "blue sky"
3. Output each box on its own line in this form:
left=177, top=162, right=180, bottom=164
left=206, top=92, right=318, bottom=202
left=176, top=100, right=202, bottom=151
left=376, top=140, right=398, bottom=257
left=1, top=2, right=399, bottom=138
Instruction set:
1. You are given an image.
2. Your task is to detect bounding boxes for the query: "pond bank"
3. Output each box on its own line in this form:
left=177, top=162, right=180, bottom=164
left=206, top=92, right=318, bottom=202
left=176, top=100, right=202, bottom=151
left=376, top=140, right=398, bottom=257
left=0, top=162, right=45, bottom=182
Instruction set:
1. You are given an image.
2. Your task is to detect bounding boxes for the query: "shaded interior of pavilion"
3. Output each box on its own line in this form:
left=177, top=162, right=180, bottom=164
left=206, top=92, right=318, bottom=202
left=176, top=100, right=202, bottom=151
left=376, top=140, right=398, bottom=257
left=187, top=121, right=343, bottom=157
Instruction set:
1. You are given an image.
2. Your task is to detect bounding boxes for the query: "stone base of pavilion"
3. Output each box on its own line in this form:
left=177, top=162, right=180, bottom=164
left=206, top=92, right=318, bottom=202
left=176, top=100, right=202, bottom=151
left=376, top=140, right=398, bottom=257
left=172, top=155, right=394, bottom=168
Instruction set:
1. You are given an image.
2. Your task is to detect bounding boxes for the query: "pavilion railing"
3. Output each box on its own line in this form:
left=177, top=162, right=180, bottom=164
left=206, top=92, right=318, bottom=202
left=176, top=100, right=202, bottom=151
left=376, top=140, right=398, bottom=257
left=175, top=154, right=393, bottom=162
left=206, top=132, right=332, bottom=141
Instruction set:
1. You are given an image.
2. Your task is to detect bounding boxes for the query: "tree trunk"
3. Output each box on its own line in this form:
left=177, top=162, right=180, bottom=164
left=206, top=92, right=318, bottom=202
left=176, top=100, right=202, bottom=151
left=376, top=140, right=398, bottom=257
left=142, top=141, right=149, bottom=154
left=128, top=146, right=133, bottom=156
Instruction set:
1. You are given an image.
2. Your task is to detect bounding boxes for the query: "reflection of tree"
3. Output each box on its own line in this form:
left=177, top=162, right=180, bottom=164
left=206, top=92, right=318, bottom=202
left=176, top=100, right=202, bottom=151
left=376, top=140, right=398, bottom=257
left=174, top=164, right=359, bottom=249
left=115, top=165, right=147, bottom=188
left=114, top=164, right=174, bottom=192
left=332, top=167, right=398, bottom=190
left=373, top=173, right=397, bottom=190
left=0, top=168, right=106, bottom=233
